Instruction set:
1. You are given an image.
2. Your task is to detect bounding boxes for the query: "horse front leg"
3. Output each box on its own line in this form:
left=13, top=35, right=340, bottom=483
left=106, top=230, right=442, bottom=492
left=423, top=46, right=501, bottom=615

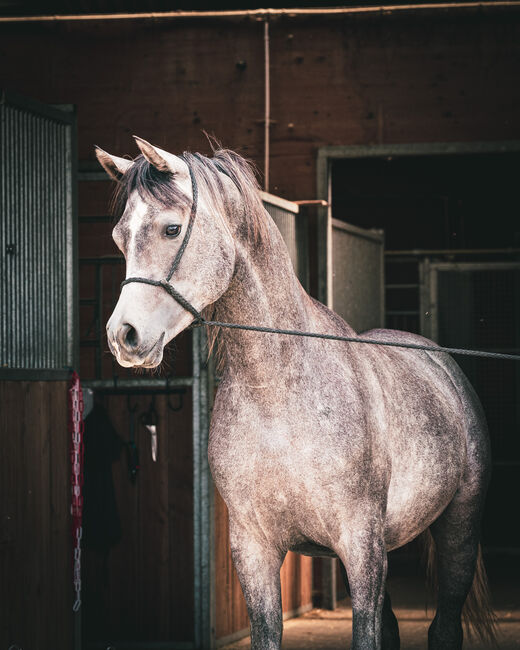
left=230, top=523, right=285, bottom=650
left=337, top=519, right=387, bottom=650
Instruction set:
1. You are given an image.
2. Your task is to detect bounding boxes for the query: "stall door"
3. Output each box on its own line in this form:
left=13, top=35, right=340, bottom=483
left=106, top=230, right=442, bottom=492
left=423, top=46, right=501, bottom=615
left=0, top=90, right=77, bottom=372
left=262, top=191, right=309, bottom=291
left=0, top=91, right=76, bottom=650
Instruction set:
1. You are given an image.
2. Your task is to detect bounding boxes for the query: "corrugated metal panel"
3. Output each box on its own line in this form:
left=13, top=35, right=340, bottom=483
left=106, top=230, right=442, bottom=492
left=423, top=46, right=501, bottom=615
left=262, top=197, right=308, bottom=290
left=332, top=219, right=384, bottom=332
left=0, top=91, right=76, bottom=372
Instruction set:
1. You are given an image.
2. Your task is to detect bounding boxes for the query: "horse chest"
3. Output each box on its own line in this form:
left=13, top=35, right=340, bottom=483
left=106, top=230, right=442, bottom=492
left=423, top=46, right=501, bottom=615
left=209, top=379, right=365, bottom=513
left=209, top=413, right=355, bottom=531
left=211, top=424, right=309, bottom=486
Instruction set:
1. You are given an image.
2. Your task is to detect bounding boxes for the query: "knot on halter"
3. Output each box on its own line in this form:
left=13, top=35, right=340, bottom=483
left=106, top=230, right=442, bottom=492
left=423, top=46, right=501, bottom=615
left=119, top=159, right=205, bottom=324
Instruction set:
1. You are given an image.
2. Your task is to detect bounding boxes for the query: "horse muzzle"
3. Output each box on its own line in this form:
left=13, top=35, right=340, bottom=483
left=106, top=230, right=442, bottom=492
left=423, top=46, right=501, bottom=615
left=107, top=321, right=165, bottom=368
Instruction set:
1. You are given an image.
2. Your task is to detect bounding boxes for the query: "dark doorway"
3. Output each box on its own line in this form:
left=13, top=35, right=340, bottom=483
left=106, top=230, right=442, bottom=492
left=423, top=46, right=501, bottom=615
left=331, top=152, right=520, bottom=252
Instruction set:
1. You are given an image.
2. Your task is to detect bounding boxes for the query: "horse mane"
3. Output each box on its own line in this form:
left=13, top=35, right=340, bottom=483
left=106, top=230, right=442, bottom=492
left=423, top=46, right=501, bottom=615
left=184, top=149, right=271, bottom=369
left=111, top=145, right=270, bottom=371
left=185, top=148, right=269, bottom=244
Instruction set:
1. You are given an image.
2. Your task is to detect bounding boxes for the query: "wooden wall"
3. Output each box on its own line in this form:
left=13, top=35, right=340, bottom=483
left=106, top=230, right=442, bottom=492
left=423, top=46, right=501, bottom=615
left=0, top=9, right=519, bottom=201
left=0, top=381, right=72, bottom=650
left=82, top=391, right=194, bottom=645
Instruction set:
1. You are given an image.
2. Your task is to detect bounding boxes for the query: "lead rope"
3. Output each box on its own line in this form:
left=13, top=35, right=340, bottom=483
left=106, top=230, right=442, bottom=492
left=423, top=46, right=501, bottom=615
left=192, top=319, right=520, bottom=362
left=69, top=371, right=84, bottom=612
left=117, top=160, right=520, bottom=363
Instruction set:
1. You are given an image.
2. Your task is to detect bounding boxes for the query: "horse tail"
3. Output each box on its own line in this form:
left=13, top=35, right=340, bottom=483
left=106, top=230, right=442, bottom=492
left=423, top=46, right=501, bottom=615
left=422, top=529, right=498, bottom=647
left=462, top=544, right=498, bottom=646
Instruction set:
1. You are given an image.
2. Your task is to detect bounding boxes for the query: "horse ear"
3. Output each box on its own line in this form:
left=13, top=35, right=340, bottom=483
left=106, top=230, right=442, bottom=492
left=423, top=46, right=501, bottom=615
left=95, top=147, right=133, bottom=181
left=133, top=135, right=187, bottom=176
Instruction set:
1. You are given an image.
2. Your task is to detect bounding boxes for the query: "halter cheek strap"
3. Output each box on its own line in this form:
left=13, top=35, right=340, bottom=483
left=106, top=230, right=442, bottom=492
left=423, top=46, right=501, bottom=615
left=120, top=158, right=204, bottom=323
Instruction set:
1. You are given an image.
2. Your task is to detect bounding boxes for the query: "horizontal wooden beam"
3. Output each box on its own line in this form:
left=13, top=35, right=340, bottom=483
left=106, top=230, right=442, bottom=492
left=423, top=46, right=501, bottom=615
left=294, top=199, right=330, bottom=207
left=2, top=2, right=520, bottom=23
left=260, top=190, right=300, bottom=214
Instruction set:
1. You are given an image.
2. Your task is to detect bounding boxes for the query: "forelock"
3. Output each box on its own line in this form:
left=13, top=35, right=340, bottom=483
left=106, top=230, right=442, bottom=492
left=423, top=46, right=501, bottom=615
left=111, top=154, right=190, bottom=222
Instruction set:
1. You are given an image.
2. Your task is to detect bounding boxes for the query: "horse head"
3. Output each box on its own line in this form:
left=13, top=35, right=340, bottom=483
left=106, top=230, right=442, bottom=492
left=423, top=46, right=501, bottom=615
left=95, top=137, right=236, bottom=368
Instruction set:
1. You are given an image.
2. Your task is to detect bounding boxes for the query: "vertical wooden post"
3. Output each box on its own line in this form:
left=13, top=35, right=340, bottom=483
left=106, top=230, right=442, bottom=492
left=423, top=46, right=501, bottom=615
left=317, top=150, right=332, bottom=307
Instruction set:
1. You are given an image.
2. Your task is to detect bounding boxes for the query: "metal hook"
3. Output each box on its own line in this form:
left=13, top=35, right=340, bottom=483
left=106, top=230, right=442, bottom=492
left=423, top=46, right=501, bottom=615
left=141, top=394, right=158, bottom=426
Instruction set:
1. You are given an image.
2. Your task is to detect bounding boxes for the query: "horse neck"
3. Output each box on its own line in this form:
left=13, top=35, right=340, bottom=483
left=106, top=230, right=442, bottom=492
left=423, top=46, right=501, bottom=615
left=213, top=216, right=312, bottom=385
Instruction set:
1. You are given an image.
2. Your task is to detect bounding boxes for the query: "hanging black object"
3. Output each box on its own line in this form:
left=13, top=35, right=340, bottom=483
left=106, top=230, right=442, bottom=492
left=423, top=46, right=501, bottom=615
left=83, top=401, right=123, bottom=551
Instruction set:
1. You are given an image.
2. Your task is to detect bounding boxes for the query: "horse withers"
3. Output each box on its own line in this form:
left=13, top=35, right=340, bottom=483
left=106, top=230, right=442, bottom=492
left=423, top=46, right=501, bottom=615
left=96, top=137, right=496, bottom=650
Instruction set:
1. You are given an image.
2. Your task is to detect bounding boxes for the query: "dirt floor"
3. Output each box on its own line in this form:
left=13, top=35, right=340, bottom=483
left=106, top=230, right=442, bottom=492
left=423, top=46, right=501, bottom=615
left=222, top=555, right=520, bottom=649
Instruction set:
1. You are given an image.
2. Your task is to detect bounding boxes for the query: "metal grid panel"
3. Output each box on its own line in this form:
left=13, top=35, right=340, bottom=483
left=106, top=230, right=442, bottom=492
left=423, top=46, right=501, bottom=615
left=433, top=264, right=520, bottom=461
left=331, top=220, right=384, bottom=332
left=263, top=201, right=308, bottom=290
left=0, top=92, right=75, bottom=372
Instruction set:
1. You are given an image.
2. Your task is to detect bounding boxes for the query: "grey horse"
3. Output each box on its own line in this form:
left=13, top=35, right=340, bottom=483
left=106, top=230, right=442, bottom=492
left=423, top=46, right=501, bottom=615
left=96, top=137, right=496, bottom=649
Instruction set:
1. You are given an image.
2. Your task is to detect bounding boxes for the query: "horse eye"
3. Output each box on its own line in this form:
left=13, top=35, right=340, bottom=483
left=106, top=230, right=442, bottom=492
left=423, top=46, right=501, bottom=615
left=165, top=224, right=181, bottom=238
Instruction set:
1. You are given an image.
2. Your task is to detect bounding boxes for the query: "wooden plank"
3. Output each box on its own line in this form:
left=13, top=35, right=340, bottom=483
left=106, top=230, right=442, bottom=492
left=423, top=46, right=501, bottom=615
left=0, top=381, right=72, bottom=650
left=48, top=381, right=73, bottom=649
left=0, top=14, right=519, bottom=185
left=0, top=381, right=22, bottom=647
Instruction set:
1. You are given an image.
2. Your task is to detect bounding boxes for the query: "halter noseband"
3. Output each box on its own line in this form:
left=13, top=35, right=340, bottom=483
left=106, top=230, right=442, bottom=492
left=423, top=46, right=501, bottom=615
left=120, top=159, right=204, bottom=323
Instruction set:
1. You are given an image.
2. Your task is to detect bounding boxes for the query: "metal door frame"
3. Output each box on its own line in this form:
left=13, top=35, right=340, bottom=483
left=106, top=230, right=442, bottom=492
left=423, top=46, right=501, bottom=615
left=316, top=140, right=520, bottom=309
left=420, top=259, right=520, bottom=494
left=420, top=260, right=520, bottom=343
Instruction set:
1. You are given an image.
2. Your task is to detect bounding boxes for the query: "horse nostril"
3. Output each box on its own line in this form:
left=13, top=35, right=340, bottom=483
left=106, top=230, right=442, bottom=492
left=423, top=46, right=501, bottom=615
left=120, top=323, right=139, bottom=350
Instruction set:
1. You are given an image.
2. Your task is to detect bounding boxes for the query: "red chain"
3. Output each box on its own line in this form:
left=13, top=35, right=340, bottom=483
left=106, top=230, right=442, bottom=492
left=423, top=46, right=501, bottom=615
left=68, top=371, right=84, bottom=612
